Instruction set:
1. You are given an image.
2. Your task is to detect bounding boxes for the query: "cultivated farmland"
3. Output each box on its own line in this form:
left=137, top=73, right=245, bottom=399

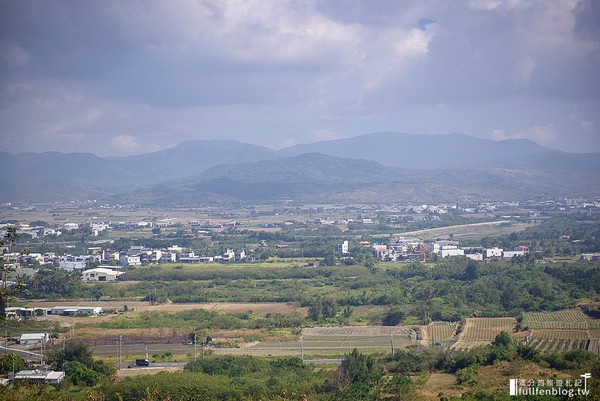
left=426, top=322, right=458, bottom=348
left=451, top=317, right=517, bottom=350
left=520, top=309, right=600, bottom=353
left=522, top=309, right=600, bottom=330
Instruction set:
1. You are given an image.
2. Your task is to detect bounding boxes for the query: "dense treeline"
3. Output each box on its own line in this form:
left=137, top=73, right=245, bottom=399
left=18, top=255, right=600, bottom=324
left=104, top=259, right=600, bottom=323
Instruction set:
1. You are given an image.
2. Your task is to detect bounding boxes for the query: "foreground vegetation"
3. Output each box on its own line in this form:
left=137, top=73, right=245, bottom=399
left=1, top=333, right=599, bottom=400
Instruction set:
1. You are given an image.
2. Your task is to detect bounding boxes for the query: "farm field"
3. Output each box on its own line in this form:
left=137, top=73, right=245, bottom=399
left=426, top=322, right=458, bottom=348
left=451, top=317, right=517, bottom=350
left=90, top=325, right=420, bottom=360
left=518, top=309, right=600, bottom=353
left=522, top=309, right=600, bottom=329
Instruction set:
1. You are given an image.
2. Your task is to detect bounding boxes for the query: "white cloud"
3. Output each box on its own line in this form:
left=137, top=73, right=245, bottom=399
left=0, top=41, right=29, bottom=66
left=489, top=125, right=559, bottom=146
left=110, top=135, right=142, bottom=153
left=1, top=0, right=599, bottom=155
left=276, top=138, right=299, bottom=149
left=513, top=56, right=536, bottom=85
left=310, top=128, right=342, bottom=141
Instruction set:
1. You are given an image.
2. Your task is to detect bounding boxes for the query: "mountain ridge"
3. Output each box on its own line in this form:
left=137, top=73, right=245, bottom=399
left=1, top=133, right=598, bottom=203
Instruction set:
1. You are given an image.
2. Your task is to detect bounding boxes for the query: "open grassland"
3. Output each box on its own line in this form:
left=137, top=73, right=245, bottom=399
left=26, top=300, right=300, bottom=315
left=394, top=221, right=533, bottom=241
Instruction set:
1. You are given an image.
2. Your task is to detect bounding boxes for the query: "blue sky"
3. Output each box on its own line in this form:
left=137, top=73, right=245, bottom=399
left=0, top=0, right=599, bottom=156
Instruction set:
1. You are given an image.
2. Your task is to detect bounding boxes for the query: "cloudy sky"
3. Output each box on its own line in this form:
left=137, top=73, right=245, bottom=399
left=1, top=0, right=599, bottom=156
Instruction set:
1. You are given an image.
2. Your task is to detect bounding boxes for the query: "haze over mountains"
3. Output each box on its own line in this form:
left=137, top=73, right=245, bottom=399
left=1, top=132, right=598, bottom=204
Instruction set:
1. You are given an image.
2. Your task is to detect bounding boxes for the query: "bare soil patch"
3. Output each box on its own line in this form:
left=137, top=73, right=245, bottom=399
left=26, top=300, right=300, bottom=315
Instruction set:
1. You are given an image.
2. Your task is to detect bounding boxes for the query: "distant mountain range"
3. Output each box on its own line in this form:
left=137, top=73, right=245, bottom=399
left=1, top=132, right=598, bottom=204
left=280, top=132, right=600, bottom=173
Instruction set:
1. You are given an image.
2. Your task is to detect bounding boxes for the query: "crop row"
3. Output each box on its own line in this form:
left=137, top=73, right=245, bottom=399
left=427, top=322, right=457, bottom=342
left=523, top=309, right=600, bottom=329
left=527, top=338, right=597, bottom=353
left=460, top=317, right=517, bottom=341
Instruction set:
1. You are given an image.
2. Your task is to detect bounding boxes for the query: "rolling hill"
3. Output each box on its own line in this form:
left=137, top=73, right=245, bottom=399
left=279, top=132, right=600, bottom=173
left=122, top=153, right=600, bottom=205
left=1, top=133, right=598, bottom=203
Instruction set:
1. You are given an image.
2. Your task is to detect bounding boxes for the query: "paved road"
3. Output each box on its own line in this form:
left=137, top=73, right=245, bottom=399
left=0, top=345, right=43, bottom=362
left=117, top=362, right=186, bottom=370
left=303, top=358, right=342, bottom=365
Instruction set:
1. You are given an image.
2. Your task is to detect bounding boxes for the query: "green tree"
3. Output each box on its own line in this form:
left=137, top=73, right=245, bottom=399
left=0, top=353, right=26, bottom=374
left=464, top=260, right=480, bottom=281
left=492, top=331, right=514, bottom=348
left=322, top=253, right=336, bottom=266
left=336, top=348, right=381, bottom=390
left=46, top=341, right=94, bottom=370
left=382, top=307, right=405, bottom=326
left=64, top=360, right=101, bottom=386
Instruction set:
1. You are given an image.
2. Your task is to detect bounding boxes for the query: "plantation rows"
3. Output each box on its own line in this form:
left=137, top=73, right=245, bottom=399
left=426, top=322, right=457, bottom=345
left=527, top=338, right=598, bottom=353
left=522, top=309, right=600, bottom=329
left=459, top=317, right=517, bottom=341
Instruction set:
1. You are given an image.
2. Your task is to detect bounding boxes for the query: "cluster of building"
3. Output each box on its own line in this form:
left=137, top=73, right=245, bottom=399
left=2, top=241, right=254, bottom=283
left=1, top=332, right=65, bottom=386
left=337, top=238, right=530, bottom=263
left=7, top=306, right=104, bottom=319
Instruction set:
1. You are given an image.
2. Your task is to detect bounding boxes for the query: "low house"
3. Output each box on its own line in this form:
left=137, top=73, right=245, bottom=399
left=120, top=254, right=142, bottom=266
left=440, top=247, right=465, bottom=258
left=483, top=247, right=503, bottom=259
left=6, top=307, right=36, bottom=319
left=50, top=306, right=103, bottom=316
left=82, top=268, right=123, bottom=282
left=19, top=333, right=49, bottom=345
left=465, top=253, right=484, bottom=261
left=15, top=370, right=65, bottom=384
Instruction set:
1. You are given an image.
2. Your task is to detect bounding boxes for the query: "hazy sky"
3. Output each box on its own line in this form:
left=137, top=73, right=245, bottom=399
left=1, top=0, right=599, bottom=156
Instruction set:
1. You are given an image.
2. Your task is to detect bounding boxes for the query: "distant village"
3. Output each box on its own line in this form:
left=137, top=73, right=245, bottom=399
left=1, top=197, right=598, bottom=284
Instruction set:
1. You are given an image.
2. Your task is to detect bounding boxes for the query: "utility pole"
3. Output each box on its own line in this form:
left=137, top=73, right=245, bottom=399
left=41, top=337, right=45, bottom=367
left=390, top=334, right=394, bottom=356
left=194, top=333, right=197, bottom=363
left=118, top=335, right=122, bottom=370
left=300, top=335, right=304, bottom=361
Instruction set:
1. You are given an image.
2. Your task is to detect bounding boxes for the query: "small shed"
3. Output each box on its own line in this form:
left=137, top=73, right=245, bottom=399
left=15, top=370, right=65, bottom=384
left=19, top=333, right=49, bottom=345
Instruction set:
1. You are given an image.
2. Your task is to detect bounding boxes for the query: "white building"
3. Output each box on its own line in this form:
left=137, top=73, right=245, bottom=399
left=502, top=250, right=526, bottom=259
left=63, top=223, right=79, bottom=231
left=483, top=247, right=503, bottom=258
left=440, top=246, right=465, bottom=258
left=19, top=333, right=49, bottom=345
left=223, top=249, right=235, bottom=261
left=465, top=253, right=483, bottom=261
left=82, top=268, right=123, bottom=282
left=338, top=240, right=349, bottom=255
left=120, top=254, right=142, bottom=266
left=235, top=249, right=246, bottom=261
left=50, top=306, right=103, bottom=316
left=59, top=256, right=88, bottom=271
left=15, top=370, right=65, bottom=384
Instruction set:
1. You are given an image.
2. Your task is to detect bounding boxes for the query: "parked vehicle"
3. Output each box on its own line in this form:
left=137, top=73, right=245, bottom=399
left=135, top=358, right=150, bottom=366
